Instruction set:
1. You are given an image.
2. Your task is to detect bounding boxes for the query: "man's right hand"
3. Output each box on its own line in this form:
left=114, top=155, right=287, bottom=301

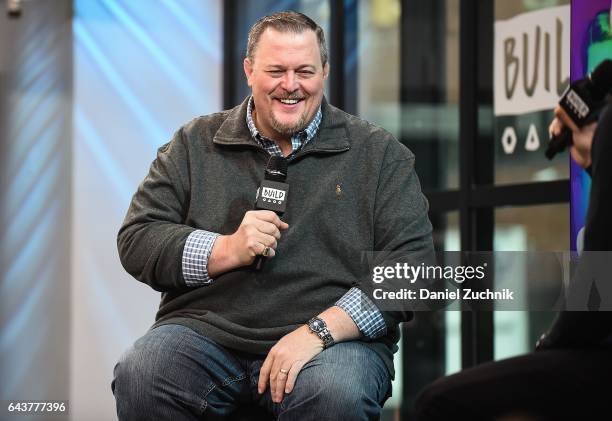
left=207, top=210, right=289, bottom=277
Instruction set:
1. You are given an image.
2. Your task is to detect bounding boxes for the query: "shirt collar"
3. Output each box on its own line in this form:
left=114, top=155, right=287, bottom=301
left=246, top=96, right=322, bottom=156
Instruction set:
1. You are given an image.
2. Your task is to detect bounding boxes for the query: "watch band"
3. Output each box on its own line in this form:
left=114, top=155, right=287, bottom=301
left=307, top=317, right=335, bottom=349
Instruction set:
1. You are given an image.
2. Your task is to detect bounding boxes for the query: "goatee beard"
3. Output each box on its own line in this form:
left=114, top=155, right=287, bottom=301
left=270, top=110, right=309, bottom=135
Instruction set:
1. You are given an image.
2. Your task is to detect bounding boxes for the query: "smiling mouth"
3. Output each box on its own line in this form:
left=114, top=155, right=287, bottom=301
left=275, top=98, right=304, bottom=105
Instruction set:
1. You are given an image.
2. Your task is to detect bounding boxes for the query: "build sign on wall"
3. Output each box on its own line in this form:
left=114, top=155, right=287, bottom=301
left=493, top=5, right=570, bottom=184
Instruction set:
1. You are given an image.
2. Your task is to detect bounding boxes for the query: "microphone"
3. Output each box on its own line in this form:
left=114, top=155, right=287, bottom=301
left=546, top=59, right=612, bottom=160
left=253, top=156, right=289, bottom=270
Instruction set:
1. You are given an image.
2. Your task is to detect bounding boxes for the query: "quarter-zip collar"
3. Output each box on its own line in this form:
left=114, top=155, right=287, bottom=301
left=213, top=96, right=351, bottom=156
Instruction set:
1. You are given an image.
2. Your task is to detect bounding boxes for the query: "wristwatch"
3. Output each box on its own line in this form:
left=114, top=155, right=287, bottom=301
left=307, top=317, right=335, bottom=349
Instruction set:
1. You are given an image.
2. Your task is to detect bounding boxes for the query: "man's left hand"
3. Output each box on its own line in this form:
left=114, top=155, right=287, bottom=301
left=258, top=325, right=323, bottom=403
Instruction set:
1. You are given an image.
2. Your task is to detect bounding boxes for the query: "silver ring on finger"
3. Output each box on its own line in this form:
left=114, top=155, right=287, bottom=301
left=262, top=246, right=271, bottom=257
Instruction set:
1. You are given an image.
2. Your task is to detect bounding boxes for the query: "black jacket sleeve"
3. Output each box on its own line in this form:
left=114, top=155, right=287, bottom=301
left=538, top=101, right=612, bottom=350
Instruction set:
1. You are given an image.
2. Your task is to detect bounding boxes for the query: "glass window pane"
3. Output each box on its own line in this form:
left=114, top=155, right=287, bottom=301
left=357, top=0, right=460, bottom=192
left=433, top=211, right=462, bottom=376
left=391, top=211, right=460, bottom=419
left=436, top=211, right=462, bottom=376
left=493, top=204, right=568, bottom=360
left=495, top=203, right=569, bottom=250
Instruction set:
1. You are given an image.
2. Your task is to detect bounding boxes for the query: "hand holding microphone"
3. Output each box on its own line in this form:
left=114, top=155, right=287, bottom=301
left=207, top=156, right=289, bottom=276
left=228, top=210, right=288, bottom=265
left=549, top=106, right=598, bottom=168
left=253, top=156, right=290, bottom=270
left=546, top=59, right=612, bottom=160
left=209, top=210, right=288, bottom=276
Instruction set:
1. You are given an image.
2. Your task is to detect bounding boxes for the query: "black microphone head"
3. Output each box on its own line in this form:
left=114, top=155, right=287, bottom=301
left=264, top=156, right=288, bottom=182
left=560, top=60, right=612, bottom=127
left=590, top=59, right=612, bottom=98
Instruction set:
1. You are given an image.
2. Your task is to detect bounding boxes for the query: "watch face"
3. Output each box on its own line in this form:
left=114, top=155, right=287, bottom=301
left=310, top=319, right=325, bottom=332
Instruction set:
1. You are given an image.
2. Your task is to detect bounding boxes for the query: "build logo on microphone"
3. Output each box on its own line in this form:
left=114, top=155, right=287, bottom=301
left=261, top=187, right=286, bottom=205
left=256, top=180, right=289, bottom=213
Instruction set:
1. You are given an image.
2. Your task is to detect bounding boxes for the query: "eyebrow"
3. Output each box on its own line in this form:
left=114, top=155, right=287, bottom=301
left=265, top=64, right=317, bottom=71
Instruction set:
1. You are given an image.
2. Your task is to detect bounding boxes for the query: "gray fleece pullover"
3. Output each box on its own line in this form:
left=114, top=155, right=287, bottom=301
left=117, top=97, right=434, bottom=378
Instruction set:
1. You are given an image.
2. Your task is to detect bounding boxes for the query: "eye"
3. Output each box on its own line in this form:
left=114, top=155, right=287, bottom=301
left=266, top=70, right=284, bottom=77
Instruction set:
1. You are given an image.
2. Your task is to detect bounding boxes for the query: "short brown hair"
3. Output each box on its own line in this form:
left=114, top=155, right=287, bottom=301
left=246, top=11, right=328, bottom=67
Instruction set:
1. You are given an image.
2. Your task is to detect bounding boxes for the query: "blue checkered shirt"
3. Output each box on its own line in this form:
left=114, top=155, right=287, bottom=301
left=181, top=96, right=386, bottom=339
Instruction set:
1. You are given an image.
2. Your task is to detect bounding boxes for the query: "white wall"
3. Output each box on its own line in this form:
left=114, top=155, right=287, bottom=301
left=70, top=1, right=222, bottom=419
left=0, top=3, right=72, bottom=420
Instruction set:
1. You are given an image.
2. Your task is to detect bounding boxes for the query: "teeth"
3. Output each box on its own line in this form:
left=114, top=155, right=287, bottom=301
left=279, top=99, right=299, bottom=104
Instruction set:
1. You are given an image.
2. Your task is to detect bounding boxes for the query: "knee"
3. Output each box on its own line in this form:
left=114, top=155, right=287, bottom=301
left=326, top=379, right=377, bottom=415
left=113, top=326, right=188, bottom=401
left=113, top=344, right=150, bottom=390
left=284, top=370, right=385, bottom=420
left=113, top=332, right=190, bottom=421
left=112, top=345, right=158, bottom=415
left=279, top=343, right=390, bottom=420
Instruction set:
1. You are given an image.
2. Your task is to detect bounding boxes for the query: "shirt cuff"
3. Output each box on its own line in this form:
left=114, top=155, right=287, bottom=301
left=335, top=287, right=387, bottom=339
left=182, top=230, right=220, bottom=287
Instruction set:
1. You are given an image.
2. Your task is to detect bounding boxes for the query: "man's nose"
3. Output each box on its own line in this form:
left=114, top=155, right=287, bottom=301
left=280, top=71, right=298, bottom=92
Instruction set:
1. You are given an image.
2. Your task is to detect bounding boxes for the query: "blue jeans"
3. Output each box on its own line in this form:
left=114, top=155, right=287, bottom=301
left=112, top=324, right=391, bottom=420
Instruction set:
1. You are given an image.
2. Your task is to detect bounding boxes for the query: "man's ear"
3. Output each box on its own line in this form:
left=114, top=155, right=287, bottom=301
left=244, top=58, right=254, bottom=87
left=323, top=62, right=330, bottom=80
